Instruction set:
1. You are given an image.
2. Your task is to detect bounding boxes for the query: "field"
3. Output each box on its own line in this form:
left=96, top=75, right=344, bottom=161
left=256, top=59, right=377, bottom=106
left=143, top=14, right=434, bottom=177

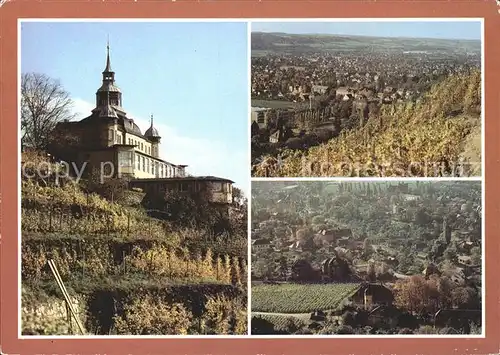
left=252, top=283, right=361, bottom=313
left=251, top=32, right=481, bottom=55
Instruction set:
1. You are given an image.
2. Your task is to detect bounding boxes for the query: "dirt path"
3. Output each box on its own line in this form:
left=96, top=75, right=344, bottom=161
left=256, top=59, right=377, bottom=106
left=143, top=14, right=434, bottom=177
left=252, top=312, right=312, bottom=321
left=460, top=123, right=481, bottom=176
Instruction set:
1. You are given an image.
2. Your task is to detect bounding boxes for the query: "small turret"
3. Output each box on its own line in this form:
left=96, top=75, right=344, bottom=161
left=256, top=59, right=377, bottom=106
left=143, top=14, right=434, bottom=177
left=144, top=114, right=161, bottom=158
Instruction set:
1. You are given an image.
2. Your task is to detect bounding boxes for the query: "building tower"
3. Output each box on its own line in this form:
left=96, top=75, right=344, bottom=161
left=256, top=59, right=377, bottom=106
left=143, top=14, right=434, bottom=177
left=96, top=39, right=123, bottom=109
left=145, top=114, right=161, bottom=158
left=99, top=91, right=119, bottom=147
left=443, top=217, right=452, bottom=244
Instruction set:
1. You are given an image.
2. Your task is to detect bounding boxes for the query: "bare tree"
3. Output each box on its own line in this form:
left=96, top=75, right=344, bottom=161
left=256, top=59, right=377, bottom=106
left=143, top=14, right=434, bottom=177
left=21, top=72, right=75, bottom=151
left=232, top=186, right=247, bottom=206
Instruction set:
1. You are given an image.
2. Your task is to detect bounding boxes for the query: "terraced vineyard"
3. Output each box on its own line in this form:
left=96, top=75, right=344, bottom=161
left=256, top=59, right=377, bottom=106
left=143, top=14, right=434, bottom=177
left=252, top=283, right=361, bottom=313
left=252, top=70, right=481, bottom=178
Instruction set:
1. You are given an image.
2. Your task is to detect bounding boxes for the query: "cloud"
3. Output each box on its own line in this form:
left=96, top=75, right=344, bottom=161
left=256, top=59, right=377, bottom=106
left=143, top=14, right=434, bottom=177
left=70, top=98, right=249, bottom=196
left=72, top=98, right=96, bottom=120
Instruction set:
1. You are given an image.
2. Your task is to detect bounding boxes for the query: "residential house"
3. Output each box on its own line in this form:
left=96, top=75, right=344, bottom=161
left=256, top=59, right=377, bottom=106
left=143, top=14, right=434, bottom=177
left=251, top=108, right=272, bottom=129
left=352, top=283, right=395, bottom=310
left=422, top=263, right=441, bottom=278
left=310, top=310, right=326, bottom=322
left=402, top=194, right=421, bottom=202
left=252, top=238, right=272, bottom=252
left=312, top=85, right=329, bottom=95
left=458, top=255, right=473, bottom=266
left=269, top=129, right=281, bottom=144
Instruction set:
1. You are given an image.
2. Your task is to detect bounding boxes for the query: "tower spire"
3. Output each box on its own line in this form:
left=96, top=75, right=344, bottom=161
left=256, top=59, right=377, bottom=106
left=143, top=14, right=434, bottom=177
left=150, top=113, right=154, bottom=127
left=105, top=36, right=112, bottom=72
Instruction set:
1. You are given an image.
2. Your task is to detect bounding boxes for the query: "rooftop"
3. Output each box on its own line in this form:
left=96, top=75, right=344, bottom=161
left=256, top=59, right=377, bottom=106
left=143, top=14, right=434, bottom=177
left=130, top=176, right=234, bottom=183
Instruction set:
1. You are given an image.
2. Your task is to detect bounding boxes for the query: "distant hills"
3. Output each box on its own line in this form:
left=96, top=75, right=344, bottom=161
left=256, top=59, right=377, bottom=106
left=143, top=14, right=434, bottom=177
left=251, top=32, right=481, bottom=55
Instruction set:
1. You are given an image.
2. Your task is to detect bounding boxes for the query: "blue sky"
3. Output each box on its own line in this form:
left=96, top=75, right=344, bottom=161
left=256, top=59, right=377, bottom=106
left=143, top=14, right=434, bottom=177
left=252, top=21, right=482, bottom=41
left=21, top=21, right=249, bottom=195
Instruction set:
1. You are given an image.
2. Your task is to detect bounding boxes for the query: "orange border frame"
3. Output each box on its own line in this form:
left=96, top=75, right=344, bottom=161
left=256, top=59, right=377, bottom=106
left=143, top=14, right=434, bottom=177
left=1, top=1, right=499, bottom=354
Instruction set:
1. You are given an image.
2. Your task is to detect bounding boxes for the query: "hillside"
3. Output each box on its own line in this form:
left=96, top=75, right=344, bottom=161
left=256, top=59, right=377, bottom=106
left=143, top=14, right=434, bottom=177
left=251, top=32, right=481, bottom=55
left=253, top=69, right=481, bottom=177
left=250, top=180, right=482, bottom=335
left=21, top=154, right=248, bottom=335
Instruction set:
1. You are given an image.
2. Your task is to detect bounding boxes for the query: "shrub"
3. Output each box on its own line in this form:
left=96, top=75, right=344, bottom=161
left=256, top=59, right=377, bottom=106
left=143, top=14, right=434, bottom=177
left=113, top=295, right=193, bottom=335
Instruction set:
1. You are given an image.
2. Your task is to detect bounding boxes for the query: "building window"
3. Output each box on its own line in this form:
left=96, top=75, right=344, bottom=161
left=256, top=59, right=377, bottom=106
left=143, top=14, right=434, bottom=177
left=118, top=151, right=133, bottom=169
left=180, top=183, right=188, bottom=192
left=160, top=164, right=164, bottom=178
left=136, top=154, right=140, bottom=170
left=152, top=162, right=155, bottom=176
left=211, top=182, right=223, bottom=192
left=142, top=156, right=145, bottom=171
left=146, top=159, right=150, bottom=173
left=141, top=142, right=144, bottom=151
left=103, top=163, right=113, bottom=176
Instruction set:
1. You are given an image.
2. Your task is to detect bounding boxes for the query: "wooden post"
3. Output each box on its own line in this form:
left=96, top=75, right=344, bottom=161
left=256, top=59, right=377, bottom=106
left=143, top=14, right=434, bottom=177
left=149, top=251, right=154, bottom=274
left=127, top=213, right=130, bottom=237
left=66, top=301, right=73, bottom=335
left=48, top=260, right=85, bottom=335
left=82, top=244, right=85, bottom=279
left=123, top=250, right=126, bottom=274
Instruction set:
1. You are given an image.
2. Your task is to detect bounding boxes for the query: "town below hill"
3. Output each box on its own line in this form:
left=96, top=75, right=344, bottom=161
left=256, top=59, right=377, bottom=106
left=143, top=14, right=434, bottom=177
left=250, top=33, right=481, bottom=177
